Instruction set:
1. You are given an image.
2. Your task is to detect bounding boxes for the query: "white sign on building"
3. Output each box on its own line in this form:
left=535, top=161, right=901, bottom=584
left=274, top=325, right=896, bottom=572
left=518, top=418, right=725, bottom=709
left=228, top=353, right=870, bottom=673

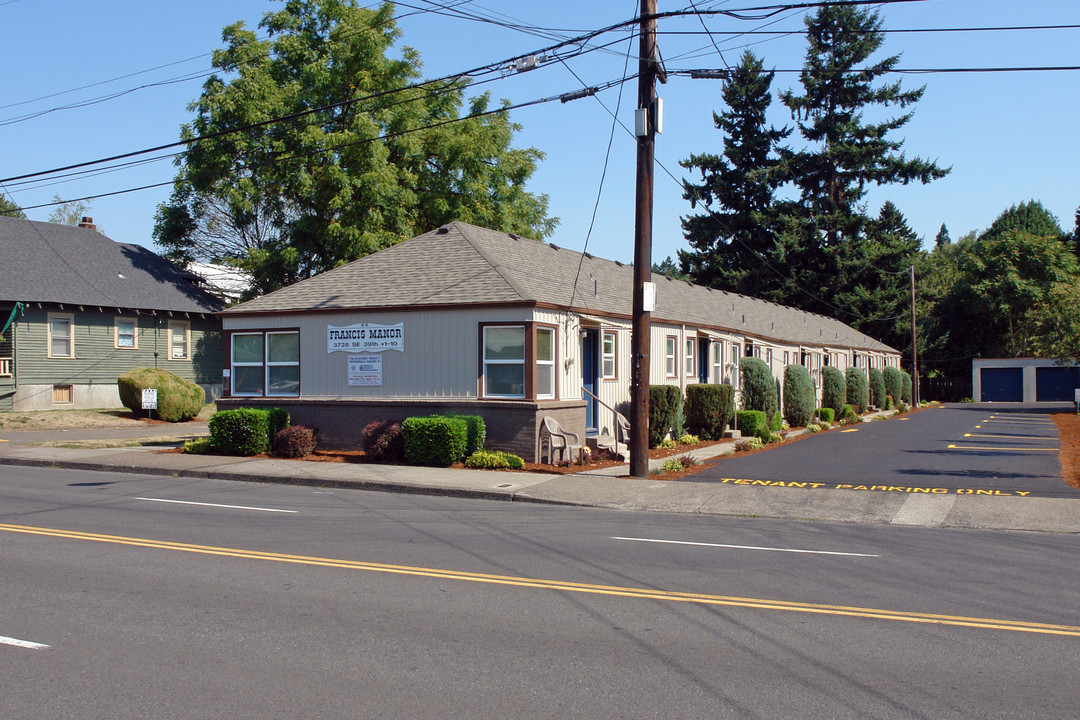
left=328, top=322, right=404, bottom=353
left=348, top=354, right=383, bottom=386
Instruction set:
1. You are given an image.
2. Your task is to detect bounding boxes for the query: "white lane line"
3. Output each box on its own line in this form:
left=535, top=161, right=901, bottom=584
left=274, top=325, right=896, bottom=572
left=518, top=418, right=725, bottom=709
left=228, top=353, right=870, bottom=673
left=135, top=498, right=297, bottom=514
left=0, top=635, right=50, bottom=650
left=611, top=536, right=879, bottom=557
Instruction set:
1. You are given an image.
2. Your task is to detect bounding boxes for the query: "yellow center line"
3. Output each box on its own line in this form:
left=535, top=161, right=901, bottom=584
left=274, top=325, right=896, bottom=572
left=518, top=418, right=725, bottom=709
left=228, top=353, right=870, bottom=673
left=2, top=522, right=1078, bottom=638
left=947, top=445, right=1058, bottom=452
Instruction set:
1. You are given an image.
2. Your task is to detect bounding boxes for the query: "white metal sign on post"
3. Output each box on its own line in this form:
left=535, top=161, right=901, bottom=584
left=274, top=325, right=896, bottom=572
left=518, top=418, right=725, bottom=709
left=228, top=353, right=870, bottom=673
left=141, top=388, right=158, bottom=421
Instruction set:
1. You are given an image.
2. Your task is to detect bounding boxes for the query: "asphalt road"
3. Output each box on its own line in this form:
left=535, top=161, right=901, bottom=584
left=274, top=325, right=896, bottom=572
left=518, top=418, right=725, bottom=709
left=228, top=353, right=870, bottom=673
left=2, top=465, right=1078, bottom=719
left=700, top=402, right=1079, bottom=497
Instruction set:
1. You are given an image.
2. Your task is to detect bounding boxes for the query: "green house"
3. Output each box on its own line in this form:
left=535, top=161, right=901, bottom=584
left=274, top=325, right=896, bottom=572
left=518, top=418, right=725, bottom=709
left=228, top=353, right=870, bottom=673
left=0, top=216, right=223, bottom=411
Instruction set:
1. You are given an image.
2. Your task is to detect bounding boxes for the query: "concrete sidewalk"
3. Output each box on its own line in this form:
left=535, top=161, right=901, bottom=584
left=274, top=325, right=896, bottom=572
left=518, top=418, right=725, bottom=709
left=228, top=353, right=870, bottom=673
left=0, top=423, right=1076, bottom=533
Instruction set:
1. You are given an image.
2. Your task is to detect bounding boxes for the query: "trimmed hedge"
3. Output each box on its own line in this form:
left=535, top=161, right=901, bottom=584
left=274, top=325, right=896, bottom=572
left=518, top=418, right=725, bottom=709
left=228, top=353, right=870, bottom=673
left=818, top=407, right=835, bottom=424
left=402, top=415, right=468, bottom=467
left=821, top=366, right=847, bottom=415
left=649, top=385, right=682, bottom=447
left=740, top=357, right=777, bottom=419
left=685, top=384, right=734, bottom=440
left=869, top=368, right=887, bottom=409
left=447, top=414, right=486, bottom=457
left=362, top=419, right=405, bottom=463
left=845, top=366, right=869, bottom=413
left=117, top=367, right=204, bottom=422
left=782, top=365, right=815, bottom=427
left=209, top=408, right=273, bottom=456
left=901, top=370, right=913, bottom=404
left=884, top=367, right=903, bottom=407
left=735, top=409, right=768, bottom=442
left=465, top=450, right=524, bottom=470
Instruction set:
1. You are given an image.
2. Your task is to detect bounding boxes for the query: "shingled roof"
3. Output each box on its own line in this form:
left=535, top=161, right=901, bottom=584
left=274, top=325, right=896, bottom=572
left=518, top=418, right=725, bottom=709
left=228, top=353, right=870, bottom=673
left=0, top=216, right=223, bottom=314
left=226, top=221, right=895, bottom=353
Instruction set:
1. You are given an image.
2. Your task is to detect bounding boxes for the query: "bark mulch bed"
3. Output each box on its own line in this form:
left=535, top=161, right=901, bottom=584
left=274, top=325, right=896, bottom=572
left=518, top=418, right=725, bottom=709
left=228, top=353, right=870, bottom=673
left=1051, top=413, right=1080, bottom=490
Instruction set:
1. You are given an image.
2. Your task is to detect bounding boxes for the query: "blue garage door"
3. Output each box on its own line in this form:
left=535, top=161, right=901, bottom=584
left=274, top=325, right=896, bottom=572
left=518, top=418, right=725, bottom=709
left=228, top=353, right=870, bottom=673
left=1036, top=366, right=1079, bottom=402
left=980, top=367, right=1022, bottom=402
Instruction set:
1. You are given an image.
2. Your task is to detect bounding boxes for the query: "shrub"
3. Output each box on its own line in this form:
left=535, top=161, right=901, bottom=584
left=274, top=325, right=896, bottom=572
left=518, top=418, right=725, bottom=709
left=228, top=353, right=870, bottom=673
left=900, top=371, right=913, bottom=404
left=840, top=404, right=860, bottom=425
left=817, top=407, right=835, bottom=424
left=679, top=433, right=700, bottom=445
left=182, top=436, right=214, bottom=454
left=806, top=423, right=821, bottom=434
left=736, top=436, right=764, bottom=451
left=449, top=414, right=486, bottom=456
left=209, top=408, right=272, bottom=456
left=685, top=384, right=734, bottom=440
left=659, top=437, right=679, bottom=449
left=402, top=415, right=468, bottom=467
left=649, top=385, right=682, bottom=447
left=883, top=367, right=903, bottom=406
left=267, top=408, right=290, bottom=448
left=821, top=366, right=846, bottom=415
left=117, top=367, right=205, bottom=422
left=768, top=431, right=784, bottom=444
left=869, top=368, right=886, bottom=409
left=361, top=419, right=405, bottom=463
left=735, top=409, right=768, bottom=442
left=845, top=367, right=869, bottom=413
left=276, top=425, right=317, bottom=458
left=464, top=450, right=524, bottom=470
left=740, top=357, right=778, bottom=419
left=782, top=365, right=815, bottom=427
left=769, top=411, right=783, bottom=432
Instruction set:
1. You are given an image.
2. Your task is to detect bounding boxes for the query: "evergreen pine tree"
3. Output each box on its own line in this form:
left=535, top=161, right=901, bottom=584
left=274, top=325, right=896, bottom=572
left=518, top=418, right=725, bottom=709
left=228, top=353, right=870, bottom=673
left=678, top=50, right=789, bottom=296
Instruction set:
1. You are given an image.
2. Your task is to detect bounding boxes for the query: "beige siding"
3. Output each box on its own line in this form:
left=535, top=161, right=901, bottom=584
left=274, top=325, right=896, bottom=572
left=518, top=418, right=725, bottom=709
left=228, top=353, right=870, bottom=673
left=225, top=308, right=536, bottom=398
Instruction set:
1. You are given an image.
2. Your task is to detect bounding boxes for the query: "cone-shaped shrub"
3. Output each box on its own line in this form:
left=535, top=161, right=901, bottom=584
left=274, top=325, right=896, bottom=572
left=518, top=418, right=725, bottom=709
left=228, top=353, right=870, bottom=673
left=649, top=385, right=682, bottom=447
left=685, top=384, right=734, bottom=440
left=740, top=357, right=777, bottom=419
left=821, top=366, right=846, bottom=415
left=884, top=367, right=903, bottom=406
left=783, top=365, right=815, bottom=427
left=901, top=370, right=913, bottom=404
left=845, top=366, right=869, bottom=413
left=869, top=368, right=886, bottom=409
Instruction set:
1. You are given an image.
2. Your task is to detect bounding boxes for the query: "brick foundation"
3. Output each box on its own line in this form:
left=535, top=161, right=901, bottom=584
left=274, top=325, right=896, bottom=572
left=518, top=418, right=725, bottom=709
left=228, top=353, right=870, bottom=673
left=216, top=397, right=586, bottom=463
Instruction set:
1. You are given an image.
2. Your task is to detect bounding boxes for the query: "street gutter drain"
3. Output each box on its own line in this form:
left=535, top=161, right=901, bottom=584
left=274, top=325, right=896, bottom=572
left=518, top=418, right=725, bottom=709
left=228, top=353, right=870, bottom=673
left=497, top=483, right=514, bottom=488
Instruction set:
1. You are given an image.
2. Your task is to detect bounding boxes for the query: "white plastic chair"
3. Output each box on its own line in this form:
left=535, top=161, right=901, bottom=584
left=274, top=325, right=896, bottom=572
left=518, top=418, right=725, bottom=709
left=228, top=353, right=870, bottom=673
left=540, top=416, right=583, bottom=465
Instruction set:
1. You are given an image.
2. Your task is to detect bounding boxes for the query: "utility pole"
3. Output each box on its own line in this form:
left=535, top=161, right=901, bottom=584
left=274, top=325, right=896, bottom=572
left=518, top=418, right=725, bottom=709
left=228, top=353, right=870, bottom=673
left=910, top=264, right=919, bottom=406
left=630, top=0, right=658, bottom=478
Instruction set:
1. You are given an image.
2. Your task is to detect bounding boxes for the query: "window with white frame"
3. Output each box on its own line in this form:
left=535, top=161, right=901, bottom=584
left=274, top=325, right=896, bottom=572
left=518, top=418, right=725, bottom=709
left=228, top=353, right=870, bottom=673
left=168, top=320, right=190, bottom=361
left=536, top=326, right=555, bottom=399
left=732, top=343, right=741, bottom=388
left=47, top=313, right=73, bottom=358
left=602, top=331, right=616, bottom=379
left=712, top=342, right=722, bottom=384
left=784, top=351, right=790, bottom=365
left=685, top=337, right=695, bottom=376
left=231, top=331, right=300, bottom=397
left=483, top=326, right=525, bottom=398
left=115, top=317, right=137, bottom=349
left=266, top=331, right=300, bottom=396
left=665, top=336, right=677, bottom=377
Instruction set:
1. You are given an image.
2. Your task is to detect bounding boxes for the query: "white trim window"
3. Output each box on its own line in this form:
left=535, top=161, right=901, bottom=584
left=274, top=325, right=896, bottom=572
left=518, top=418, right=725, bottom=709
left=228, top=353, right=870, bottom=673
left=665, top=336, right=677, bottom=377
left=168, top=320, right=190, bottom=361
left=711, top=342, right=722, bottom=384
left=483, top=326, right=525, bottom=398
left=536, top=326, right=555, bottom=399
left=47, top=312, right=74, bottom=358
left=266, top=331, right=300, bottom=396
left=115, top=317, right=137, bottom=349
left=685, top=337, right=696, bottom=377
left=732, top=343, right=741, bottom=388
left=231, top=331, right=300, bottom=397
left=602, top=331, right=616, bottom=379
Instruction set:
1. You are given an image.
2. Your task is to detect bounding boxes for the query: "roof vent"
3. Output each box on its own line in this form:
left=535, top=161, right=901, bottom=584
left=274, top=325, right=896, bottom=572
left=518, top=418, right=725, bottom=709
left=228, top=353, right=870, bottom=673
left=77, top=216, right=97, bottom=230
left=614, top=260, right=624, bottom=267
left=583, top=252, right=593, bottom=259
left=436, top=225, right=450, bottom=234
left=550, top=243, right=560, bottom=250
left=508, top=233, right=521, bottom=240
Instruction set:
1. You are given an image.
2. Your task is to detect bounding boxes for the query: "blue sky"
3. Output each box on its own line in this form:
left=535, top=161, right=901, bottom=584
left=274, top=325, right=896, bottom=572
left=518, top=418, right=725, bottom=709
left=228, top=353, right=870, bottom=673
left=3, top=0, right=1079, bottom=268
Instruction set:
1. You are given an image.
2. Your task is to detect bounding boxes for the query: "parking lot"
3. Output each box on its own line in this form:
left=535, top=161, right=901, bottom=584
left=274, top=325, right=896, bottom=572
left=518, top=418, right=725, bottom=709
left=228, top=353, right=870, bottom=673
left=697, top=403, right=1080, bottom=499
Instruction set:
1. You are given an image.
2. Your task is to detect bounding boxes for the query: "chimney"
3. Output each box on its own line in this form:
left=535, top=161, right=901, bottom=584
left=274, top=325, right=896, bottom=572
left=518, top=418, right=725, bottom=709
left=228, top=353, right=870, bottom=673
left=78, top=216, right=96, bottom=230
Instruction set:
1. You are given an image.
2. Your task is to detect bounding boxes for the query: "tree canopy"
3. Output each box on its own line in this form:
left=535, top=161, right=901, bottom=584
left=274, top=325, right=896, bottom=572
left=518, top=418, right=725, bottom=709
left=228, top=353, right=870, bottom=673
left=0, top=194, right=24, bottom=218
left=154, top=0, right=555, bottom=297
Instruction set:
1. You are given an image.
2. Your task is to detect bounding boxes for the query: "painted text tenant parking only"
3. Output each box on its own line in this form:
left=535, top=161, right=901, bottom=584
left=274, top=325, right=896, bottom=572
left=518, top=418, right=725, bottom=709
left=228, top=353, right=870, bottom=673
left=718, top=479, right=1032, bottom=496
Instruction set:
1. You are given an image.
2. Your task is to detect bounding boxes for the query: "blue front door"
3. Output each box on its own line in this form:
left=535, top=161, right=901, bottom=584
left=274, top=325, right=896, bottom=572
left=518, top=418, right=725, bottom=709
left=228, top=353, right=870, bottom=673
left=582, top=329, right=599, bottom=432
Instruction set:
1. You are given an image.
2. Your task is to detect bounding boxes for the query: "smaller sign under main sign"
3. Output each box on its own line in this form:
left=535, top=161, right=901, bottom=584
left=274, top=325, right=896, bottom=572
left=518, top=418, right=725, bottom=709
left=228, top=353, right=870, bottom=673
left=328, top=322, right=404, bottom=353
left=348, top=354, right=383, bottom=386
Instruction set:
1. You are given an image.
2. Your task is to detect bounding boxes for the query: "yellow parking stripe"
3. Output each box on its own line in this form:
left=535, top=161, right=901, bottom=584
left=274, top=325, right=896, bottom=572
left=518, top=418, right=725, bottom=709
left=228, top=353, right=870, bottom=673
left=2, top=522, right=1079, bottom=638
left=947, top=445, right=1057, bottom=452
